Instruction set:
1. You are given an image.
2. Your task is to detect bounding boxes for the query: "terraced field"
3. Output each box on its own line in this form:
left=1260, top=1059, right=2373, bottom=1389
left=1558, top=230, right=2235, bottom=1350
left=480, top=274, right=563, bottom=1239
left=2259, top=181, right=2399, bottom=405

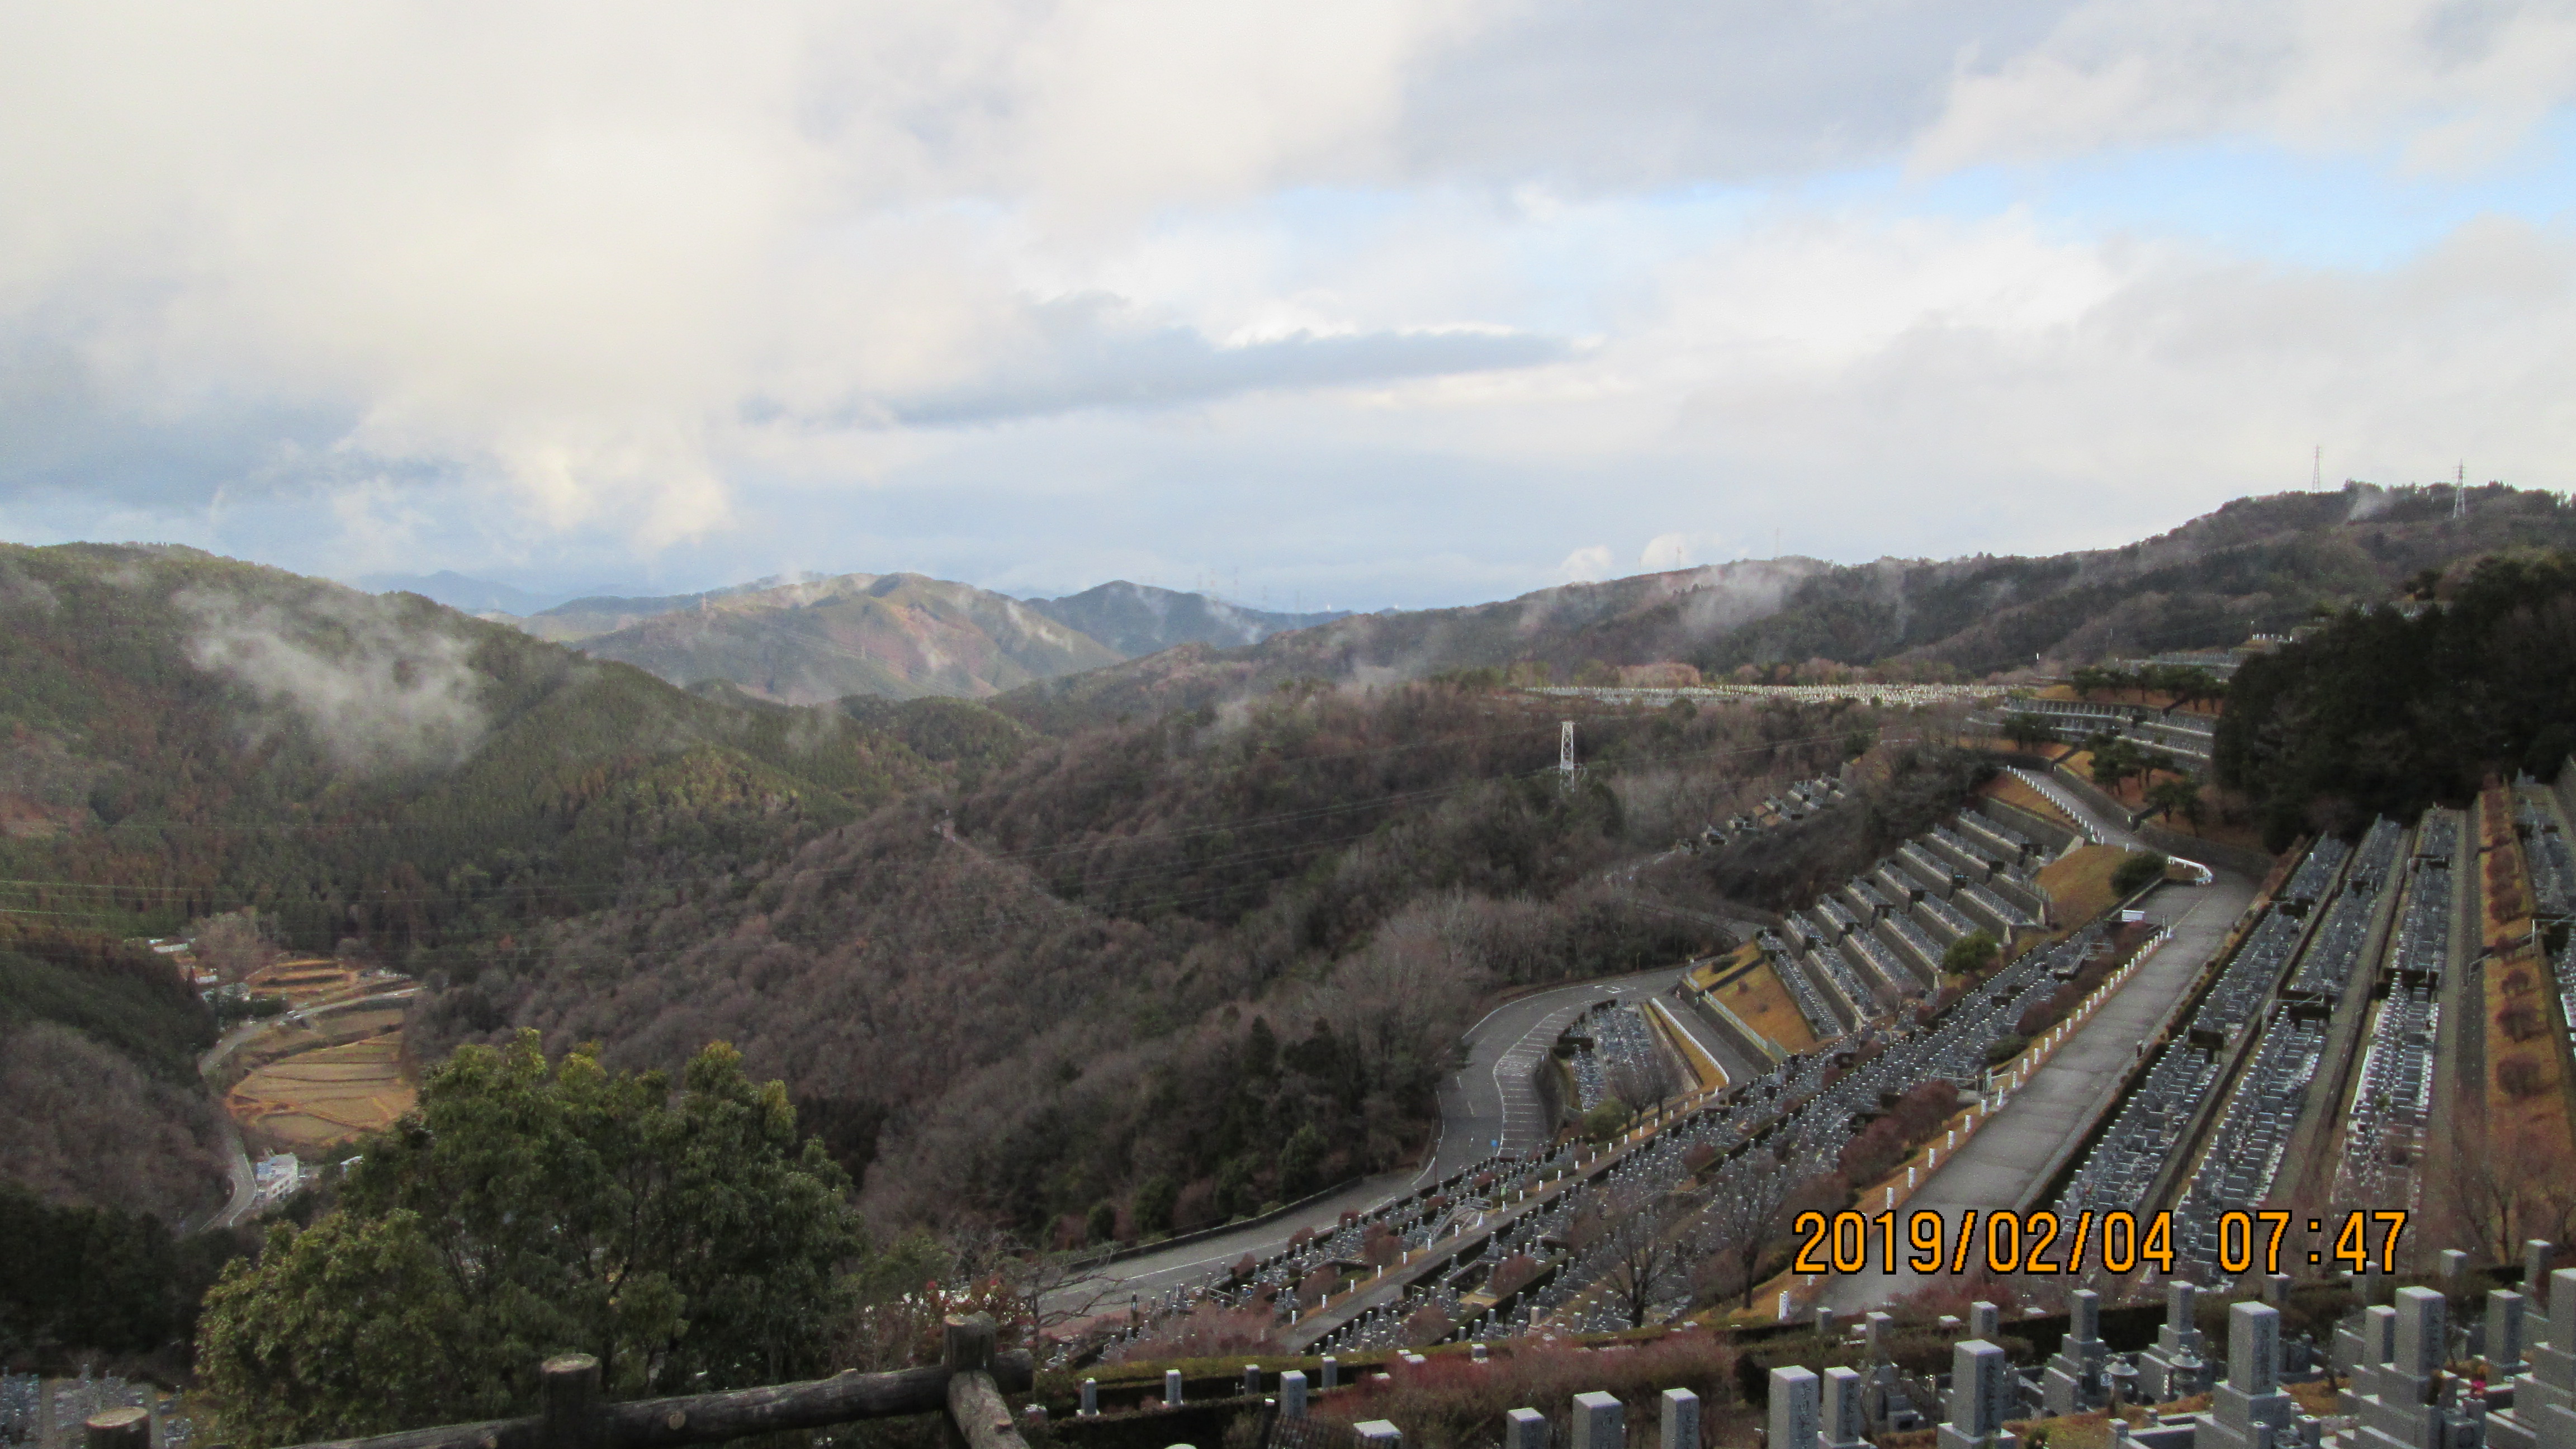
left=227, top=1026, right=415, bottom=1153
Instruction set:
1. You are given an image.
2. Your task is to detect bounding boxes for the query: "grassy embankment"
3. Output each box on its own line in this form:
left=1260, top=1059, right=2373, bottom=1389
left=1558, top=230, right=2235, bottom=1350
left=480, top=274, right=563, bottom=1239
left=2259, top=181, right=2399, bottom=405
left=2477, top=781, right=2576, bottom=1175
left=1717, top=961, right=1822, bottom=1054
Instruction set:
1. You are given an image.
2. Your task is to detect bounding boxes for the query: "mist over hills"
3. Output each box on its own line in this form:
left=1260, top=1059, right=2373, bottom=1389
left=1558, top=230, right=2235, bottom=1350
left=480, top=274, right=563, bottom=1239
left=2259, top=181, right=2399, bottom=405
left=12, top=485, right=2575, bottom=1247
left=996, top=485, right=2576, bottom=731
left=357, top=486, right=2576, bottom=732
left=0, top=542, right=989, bottom=1219
left=1019, top=579, right=1345, bottom=656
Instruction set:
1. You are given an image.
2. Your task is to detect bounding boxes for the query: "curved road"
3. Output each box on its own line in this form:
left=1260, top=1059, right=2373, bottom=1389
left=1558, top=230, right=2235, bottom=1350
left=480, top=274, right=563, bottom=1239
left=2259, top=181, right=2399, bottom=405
left=194, top=984, right=419, bottom=1230
left=1066, top=963, right=1758, bottom=1309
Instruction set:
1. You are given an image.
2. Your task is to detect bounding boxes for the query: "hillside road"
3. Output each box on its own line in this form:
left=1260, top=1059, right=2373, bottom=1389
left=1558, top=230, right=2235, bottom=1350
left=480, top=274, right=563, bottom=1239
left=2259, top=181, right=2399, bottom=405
left=1052, top=962, right=1755, bottom=1313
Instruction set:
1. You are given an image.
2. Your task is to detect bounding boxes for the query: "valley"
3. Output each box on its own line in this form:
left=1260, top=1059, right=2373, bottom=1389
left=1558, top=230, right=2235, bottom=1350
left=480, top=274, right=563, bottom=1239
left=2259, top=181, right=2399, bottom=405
left=3, top=491, right=2574, bottom=1449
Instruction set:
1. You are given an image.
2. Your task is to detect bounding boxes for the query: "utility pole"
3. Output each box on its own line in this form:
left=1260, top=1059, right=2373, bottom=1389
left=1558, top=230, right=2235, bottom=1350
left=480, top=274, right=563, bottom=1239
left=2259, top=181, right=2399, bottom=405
left=2313, top=445, right=2321, bottom=490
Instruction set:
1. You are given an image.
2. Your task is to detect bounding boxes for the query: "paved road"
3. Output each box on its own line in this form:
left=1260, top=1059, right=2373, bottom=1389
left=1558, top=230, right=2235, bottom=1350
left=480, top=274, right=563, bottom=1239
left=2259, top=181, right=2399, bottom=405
left=1820, top=870, right=2258, bottom=1313
left=1057, top=963, right=1757, bottom=1312
left=1434, top=965, right=1755, bottom=1172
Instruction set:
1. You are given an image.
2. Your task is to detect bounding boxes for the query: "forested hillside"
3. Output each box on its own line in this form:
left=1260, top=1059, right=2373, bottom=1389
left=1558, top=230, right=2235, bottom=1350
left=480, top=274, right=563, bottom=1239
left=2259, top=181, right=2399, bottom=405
left=0, top=543, right=1001, bottom=1219
left=0, top=544, right=961, bottom=954
left=416, top=685, right=1917, bottom=1238
left=542, top=572, right=1122, bottom=703
left=998, top=486, right=2576, bottom=733
left=0, top=921, right=227, bottom=1221
left=2217, top=550, right=2576, bottom=845
left=1019, top=580, right=1344, bottom=655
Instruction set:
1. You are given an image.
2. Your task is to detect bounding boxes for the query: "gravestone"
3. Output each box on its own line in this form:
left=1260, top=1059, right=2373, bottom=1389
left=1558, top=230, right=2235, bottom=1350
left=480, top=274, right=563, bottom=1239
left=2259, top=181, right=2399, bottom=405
left=1823, top=1366, right=1869, bottom=1449
left=1936, top=1339, right=2019, bottom=1449
left=2484, top=1267, right=2576, bottom=1449
left=1572, top=1391, right=1625, bottom=1449
left=2344, top=1287, right=2466, bottom=1449
left=1280, top=1371, right=1308, bottom=1419
left=1772, top=1367, right=1823, bottom=1449
left=1506, top=1408, right=1550, bottom=1449
left=2492, top=1293, right=2528, bottom=1377
left=2044, top=1289, right=2109, bottom=1415
left=2193, top=1301, right=2298, bottom=1449
left=1661, top=1388, right=1699, bottom=1449
left=1165, top=1369, right=1183, bottom=1407
left=2140, top=1281, right=2210, bottom=1400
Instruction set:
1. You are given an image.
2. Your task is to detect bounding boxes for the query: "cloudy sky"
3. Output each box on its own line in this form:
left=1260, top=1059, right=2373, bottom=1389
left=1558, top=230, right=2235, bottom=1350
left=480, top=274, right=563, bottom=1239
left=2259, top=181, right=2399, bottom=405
left=5, top=1, right=2574, bottom=609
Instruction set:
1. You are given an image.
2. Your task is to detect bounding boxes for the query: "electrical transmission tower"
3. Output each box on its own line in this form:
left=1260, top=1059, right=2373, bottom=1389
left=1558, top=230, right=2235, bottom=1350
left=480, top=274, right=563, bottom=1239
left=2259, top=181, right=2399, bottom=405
left=2313, top=445, right=2321, bottom=489
left=2455, top=463, right=2468, bottom=519
left=1559, top=721, right=1581, bottom=792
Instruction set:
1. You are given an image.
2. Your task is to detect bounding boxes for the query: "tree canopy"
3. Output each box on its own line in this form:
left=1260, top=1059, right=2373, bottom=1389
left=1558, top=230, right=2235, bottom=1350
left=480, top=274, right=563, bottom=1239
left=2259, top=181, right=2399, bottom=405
left=2215, top=551, right=2576, bottom=845
left=1940, top=930, right=2000, bottom=978
left=196, top=1033, right=862, bottom=1447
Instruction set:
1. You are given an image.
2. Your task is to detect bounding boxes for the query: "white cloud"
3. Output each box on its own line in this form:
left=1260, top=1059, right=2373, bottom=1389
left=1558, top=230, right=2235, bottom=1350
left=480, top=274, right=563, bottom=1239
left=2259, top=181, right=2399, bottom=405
left=1557, top=544, right=1616, bottom=581
left=1639, top=532, right=1723, bottom=570
left=3, top=0, right=2575, bottom=605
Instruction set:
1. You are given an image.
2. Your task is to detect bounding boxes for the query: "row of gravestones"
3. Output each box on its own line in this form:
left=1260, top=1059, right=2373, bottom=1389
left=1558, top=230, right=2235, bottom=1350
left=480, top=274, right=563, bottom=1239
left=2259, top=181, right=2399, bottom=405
left=1129, top=1249, right=2576, bottom=1449
left=1778, top=1250, right=2576, bottom=1449
left=1085, top=1357, right=1704, bottom=1449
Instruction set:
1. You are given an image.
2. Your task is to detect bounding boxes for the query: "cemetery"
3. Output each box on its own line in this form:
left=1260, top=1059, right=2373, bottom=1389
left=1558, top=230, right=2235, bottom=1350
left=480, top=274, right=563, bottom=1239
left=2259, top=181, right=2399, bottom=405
left=26, top=726, right=2575, bottom=1449
left=1973, top=699, right=2220, bottom=769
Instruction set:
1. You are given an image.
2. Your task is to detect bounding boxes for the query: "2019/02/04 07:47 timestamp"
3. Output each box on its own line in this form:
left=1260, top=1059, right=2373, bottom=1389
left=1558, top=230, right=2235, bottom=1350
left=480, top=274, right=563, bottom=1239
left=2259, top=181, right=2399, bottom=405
left=1791, top=1209, right=2409, bottom=1276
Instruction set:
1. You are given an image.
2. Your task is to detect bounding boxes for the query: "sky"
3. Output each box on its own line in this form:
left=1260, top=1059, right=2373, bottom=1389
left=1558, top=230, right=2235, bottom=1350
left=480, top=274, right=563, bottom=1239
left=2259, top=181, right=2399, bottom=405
left=4, top=1, right=2575, bottom=611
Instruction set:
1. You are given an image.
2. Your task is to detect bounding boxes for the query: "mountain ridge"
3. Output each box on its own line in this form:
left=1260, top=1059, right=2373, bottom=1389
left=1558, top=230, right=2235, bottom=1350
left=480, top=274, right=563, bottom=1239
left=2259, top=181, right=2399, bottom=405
left=505, top=572, right=1346, bottom=704
left=995, top=485, right=2576, bottom=732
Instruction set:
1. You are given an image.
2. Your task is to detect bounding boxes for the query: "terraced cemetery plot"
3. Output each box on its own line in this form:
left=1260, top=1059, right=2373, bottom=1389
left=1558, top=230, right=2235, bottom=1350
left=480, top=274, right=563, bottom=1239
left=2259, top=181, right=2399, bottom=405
left=1721, top=961, right=1820, bottom=1053
left=2486, top=939, right=2576, bottom=1169
left=1688, top=943, right=1762, bottom=993
left=229, top=1033, right=415, bottom=1152
left=1978, top=772, right=2080, bottom=830
left=2034, top=845, right=2136, bottom=935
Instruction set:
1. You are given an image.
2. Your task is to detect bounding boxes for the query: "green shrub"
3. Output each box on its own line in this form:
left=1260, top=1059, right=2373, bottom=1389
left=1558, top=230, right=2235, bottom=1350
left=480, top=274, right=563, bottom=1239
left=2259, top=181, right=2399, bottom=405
left=1582, top=1100, right=1632, bottom=1141
left=2112, top=852, right=2170, bottom=896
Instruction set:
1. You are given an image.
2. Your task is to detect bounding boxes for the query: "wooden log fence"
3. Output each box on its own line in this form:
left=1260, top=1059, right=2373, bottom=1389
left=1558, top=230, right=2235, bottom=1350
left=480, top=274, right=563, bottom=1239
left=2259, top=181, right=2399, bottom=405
left=93, top=1317, right=1036, bottom=1449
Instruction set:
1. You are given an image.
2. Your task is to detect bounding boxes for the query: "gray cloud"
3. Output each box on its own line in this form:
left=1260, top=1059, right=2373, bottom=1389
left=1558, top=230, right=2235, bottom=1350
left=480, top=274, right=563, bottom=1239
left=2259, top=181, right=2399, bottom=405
left=0, top=333, right=357, bottom=506
left=1394, top=0, right=2078, bottom=188
left=863, top=301, right=1571, bottom=427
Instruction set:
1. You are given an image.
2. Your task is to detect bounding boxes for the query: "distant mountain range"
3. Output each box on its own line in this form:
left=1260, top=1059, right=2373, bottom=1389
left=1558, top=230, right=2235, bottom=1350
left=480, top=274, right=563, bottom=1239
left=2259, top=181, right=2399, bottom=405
left=997, top=484, right=2576, bottom=729
left=351, top=570, right=652, bottom=617
left=359, top=484, right=2576, bottom=713
left=407, top=572, right=1345, bottom=703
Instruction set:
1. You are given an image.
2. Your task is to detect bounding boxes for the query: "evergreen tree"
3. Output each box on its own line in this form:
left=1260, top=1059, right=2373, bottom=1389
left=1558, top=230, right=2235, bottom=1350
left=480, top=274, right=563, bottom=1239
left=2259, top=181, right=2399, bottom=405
left=196, top=1033, right=862, bottom=1446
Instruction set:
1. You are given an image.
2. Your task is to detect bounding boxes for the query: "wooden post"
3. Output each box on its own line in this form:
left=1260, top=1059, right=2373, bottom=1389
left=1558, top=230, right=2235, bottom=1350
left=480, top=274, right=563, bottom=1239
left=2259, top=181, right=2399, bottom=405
left=942, top=1315, right=1030, bottom=1449
left=86, top=1409, right=152, bottom=1449
left=943, top=1315, right=996, bottom=1373
left=542, top=1355, right=605, bottom=1449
